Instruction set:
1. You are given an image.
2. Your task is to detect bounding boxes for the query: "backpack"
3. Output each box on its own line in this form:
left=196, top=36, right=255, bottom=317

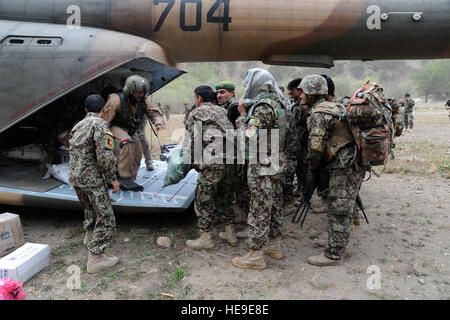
left=347, top=82, right=395, bottom=171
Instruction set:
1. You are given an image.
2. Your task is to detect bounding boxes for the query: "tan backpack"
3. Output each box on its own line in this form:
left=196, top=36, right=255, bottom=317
left=347, top=82, right=395, bottom=171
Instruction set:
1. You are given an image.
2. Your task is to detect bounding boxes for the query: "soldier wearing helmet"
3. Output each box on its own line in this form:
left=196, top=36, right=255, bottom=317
left=300, top=75, right=365, bottom=266
left=102, top=75, right=166, bottom=191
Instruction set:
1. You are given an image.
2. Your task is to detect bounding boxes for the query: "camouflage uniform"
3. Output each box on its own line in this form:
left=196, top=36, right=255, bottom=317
left=237, top=93, right=286, bottom=250
left=218, top=96, right=250, bottom=216
left=102, top=94, right=165, bottom=179
left=308, top=98, right=365, bottom=260
left=282, top=98, right=299, bottom=203
left=402, top=98, right=415, bottom=129
left=183, top=105, right=196, bottom=129
left=68, top=113, right=117, bottom=255
left=185, top=102, right=235, bottom=232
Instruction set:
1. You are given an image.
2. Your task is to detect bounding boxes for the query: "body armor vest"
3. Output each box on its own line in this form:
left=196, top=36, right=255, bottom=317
left=111, top=93, right=145, bottom=136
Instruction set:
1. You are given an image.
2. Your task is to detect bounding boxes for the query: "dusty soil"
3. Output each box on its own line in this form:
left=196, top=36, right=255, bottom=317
left=1, top=110, right=449, bottom=300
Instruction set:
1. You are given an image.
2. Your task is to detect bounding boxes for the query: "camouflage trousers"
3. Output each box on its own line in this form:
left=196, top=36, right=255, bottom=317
left=282, top=157, right=297, bottom=203
left=324, top=166, right=365, bottom=260
left=404, top=112, right=414, bottom=129
left=233, top=164, right=250, bottom=216
left=246, top=164, right=283, bottom=250
left=296, top=149, right=309, bottom=195
left=194, top=164, right=235, bottom=232
left=74, top=185, right=116, bottom=255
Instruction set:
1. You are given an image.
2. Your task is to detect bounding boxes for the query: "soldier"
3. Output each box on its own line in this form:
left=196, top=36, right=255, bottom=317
left=402, top=93, right=416, bottom=130
left=216, top=81, right=237, bottom=110
left=232, top=68, right=287, bottom=270
left=102, top=75, right=165, bottom=191
left=185, top=86, right=237, bottom=250
left=299, top=75, right=365, bottom=266
left=163, top=104, right=171, bottom=120
left=183, top=103, right=196, bottom=129
left=216, top=80, right=250, bottom=232
left=68, top=94, right=120, bottom=273
left=138, top=114, right=156, bottom=171
left=283, top=78, right=303, bottom=211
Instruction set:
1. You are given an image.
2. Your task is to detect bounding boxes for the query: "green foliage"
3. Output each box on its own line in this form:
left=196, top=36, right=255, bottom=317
left=412, top=60, right=450, bottom=100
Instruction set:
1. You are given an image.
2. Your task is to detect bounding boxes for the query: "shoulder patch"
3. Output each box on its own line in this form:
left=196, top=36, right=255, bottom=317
left=246, top=125, right=258, bottom=138
left=310, top=136, right=323, bottom=151
left=105, top=129, right=115, bottom=150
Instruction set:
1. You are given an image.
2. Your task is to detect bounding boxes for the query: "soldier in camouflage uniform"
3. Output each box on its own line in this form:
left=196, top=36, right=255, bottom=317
left=68, top=94, right=121, bottom=273
left=232, top=68, right=287, bottom=270
left=102, top=75, right=165, bottom=191
left=183, top=103, right=196, bottom=129
left=184, top=86, right=237, bottom=250
left=216, top=81, right=251, bottom=231
left=300, top=75, right=365, bottom=266
left=283, top=78, right=303, bottom=210
left=401, top=93, right=415, bottom=130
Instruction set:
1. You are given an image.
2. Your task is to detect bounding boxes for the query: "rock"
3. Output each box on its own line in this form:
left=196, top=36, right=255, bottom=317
left=418, top=278, right=425, bottom=285
left=156, top=236, right=172, bottom=248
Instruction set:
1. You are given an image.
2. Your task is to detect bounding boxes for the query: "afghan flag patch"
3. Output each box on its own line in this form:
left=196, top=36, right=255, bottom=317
left=311, top=136, right=323, bottom=150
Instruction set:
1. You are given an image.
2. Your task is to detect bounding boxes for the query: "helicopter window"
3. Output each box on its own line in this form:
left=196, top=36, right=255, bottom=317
left=9, top=39, right=24, bottom=44
left=37, top=39, right=52, bottom=45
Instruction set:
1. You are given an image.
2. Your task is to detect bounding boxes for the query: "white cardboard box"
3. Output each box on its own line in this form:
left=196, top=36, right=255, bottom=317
left=0, top=213, right=25, bottom=257
left=0, top=243, right=50, bottom=284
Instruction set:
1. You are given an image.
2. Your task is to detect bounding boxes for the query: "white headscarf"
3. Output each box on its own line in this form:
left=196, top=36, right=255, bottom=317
left=243, top=68, right=291, bottom=110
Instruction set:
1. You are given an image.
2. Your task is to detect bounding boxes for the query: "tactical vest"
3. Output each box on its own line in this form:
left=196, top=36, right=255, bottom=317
left=311, top=101, right=354, bottom=162
left=250, top=93, right=287, bottom=152
left=111, top=93, right=145, bottom=136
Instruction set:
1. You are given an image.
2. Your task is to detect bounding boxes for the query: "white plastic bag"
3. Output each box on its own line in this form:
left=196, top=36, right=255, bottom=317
left=43, top=163, right=70, bottom=184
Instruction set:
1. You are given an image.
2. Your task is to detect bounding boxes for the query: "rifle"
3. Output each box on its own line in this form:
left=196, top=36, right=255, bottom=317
left=355, top=193, right=370, bottom=224
left=292, top=171, right=316, bottom=228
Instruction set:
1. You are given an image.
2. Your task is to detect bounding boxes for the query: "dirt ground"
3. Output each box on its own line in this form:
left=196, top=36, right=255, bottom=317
left=1, top=109, right=449, bottom=300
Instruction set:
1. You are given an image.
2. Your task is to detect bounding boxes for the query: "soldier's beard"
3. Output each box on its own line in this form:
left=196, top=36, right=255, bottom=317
left=129, top=95, right=144, bottom=105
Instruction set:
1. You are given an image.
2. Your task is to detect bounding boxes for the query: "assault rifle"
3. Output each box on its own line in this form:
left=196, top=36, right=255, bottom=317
left=292, top=171, right=369, bottom=227
left=355, top=193, right=370, bottom=224
left=292, top=171, right=317, bottom=228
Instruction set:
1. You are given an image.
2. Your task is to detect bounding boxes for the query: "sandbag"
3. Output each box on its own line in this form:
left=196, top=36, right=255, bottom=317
left=163, top=148, right=192, bottom=187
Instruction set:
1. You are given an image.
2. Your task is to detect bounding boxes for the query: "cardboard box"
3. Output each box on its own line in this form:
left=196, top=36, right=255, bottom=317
left=0, top=243, right=50, bottom=284
left=0, top=213, right=25, bottom=257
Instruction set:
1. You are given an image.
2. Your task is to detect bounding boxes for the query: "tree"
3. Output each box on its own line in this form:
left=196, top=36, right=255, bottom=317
left=412, top=60, right=450, bottom=102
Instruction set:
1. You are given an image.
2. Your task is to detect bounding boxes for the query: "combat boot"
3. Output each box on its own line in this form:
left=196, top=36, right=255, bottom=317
left=312, top=202, right=328, bottom=214
left=83, top=230, right=94, bottom=246
left=232, top=250, right=266, bottom=270
left=186, top=231, right=214, bottom=251
left=263, top=237, right=284, bottom=260
left=307, top=253, right=341, bottom=267
left=219, top=225, right=238, bottom=247
left=87, top=252, right=119, bottom=273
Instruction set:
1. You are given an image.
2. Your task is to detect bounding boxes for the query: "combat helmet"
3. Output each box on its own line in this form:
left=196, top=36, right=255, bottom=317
left=123, top=75, right=150, bottom=97
left=298, top=75, right=328, bottom=95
